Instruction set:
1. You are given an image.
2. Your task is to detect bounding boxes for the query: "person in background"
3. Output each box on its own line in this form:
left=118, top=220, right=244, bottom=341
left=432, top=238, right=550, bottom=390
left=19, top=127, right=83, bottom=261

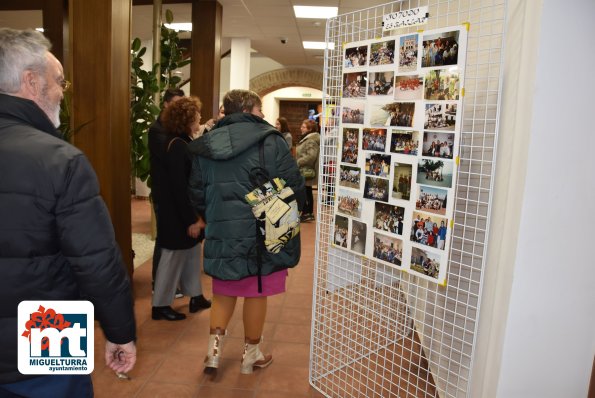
left=296, top=118, right=321, bottom=222
left=188, top=89, right=305, bottom=376
left=151, top=96, right=211, bottom=321
left=275, top=116, right=293, bottom=150
left=195, top=104, right=226, bottom=138
left=0, top=28, right=136, bottom=396
left=149, top=87, right=185, bottom=298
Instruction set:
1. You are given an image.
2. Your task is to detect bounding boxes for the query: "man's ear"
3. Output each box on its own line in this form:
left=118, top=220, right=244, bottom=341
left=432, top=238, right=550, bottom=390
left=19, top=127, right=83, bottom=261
left=21, top=70, right=39, bottom=98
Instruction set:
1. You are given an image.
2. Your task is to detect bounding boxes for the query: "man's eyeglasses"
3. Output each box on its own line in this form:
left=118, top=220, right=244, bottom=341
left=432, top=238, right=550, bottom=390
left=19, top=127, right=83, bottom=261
left=60, top=80, right=71, bottom=91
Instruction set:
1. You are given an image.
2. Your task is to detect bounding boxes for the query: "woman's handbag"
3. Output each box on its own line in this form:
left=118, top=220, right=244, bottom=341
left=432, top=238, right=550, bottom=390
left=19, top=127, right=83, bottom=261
left=300, top=167, right=316, bottom=179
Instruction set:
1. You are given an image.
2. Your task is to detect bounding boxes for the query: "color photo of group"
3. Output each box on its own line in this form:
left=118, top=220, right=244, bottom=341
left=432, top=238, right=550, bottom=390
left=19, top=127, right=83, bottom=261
left=331, top=25, right=467, bottom=285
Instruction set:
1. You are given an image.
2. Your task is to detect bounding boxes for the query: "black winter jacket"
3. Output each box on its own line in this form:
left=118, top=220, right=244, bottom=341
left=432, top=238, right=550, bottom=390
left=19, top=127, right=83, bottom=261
left=188, top=113, right=305, bottom=281
left=150, top=125, right=201, bottom=250
left=0, top=94, right=136, bottom=383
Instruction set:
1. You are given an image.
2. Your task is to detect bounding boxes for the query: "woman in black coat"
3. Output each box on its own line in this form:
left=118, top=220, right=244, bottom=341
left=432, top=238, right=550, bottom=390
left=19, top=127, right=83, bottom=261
left=151, top=96, right=210, bottom=321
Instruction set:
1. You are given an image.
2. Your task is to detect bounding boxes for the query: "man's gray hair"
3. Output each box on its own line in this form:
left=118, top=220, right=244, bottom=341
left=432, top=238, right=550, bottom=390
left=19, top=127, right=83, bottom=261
left=0, top=28, right=51, bottom=94
left=223, top=89, right=262, bottom=115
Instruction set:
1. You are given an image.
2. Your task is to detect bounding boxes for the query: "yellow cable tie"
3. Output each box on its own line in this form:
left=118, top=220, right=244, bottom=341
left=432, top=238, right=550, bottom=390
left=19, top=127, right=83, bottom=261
left=462, top=22, right=470, bottom=31
left=455, top=155, right=460, bottom=166
left=439, top=278, right=447, bottom=287
left=417, top=29, right=424, bottom=33
left=461, top=87, right=465, bottom=97
left=450, top=219, right=454, bottom=229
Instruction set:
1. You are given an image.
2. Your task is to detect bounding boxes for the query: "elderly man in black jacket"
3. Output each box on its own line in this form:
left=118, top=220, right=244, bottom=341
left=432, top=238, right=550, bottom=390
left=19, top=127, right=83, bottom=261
left=0, top=28, right=136, bottom=396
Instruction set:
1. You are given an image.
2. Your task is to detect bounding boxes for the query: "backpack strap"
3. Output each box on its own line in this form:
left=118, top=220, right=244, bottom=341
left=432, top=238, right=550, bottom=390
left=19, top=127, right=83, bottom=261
left=254, top=134, right=270, bottom=294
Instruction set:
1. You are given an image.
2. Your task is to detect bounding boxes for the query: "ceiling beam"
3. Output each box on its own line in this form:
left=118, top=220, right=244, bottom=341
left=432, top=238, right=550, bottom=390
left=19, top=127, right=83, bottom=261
left=0, top=1, right=43, bottom=10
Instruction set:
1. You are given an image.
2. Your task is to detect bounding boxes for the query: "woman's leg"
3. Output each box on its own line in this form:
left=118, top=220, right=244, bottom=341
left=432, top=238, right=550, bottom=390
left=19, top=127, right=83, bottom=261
left=204, top=294, right=238, bottom=373
left=243, top=296, right=267, bottom=340
left=240, top=296, right=272, bottom=374
left=210, top=294, right=237, bottom=330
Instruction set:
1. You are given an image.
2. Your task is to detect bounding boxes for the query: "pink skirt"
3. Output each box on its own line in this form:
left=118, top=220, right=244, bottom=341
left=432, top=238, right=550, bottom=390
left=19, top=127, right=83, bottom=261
left=212, top=269, right=288, bottom=297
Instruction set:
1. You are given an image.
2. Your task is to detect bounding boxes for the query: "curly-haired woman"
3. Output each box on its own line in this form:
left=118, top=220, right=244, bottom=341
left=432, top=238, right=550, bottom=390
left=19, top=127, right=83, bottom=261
left=151, top=96, right=210, bottom=321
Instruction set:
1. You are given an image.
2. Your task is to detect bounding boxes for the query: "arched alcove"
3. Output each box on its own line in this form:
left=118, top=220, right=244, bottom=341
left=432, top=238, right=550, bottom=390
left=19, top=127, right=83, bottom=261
left=250, top=68, right=323, bottom=98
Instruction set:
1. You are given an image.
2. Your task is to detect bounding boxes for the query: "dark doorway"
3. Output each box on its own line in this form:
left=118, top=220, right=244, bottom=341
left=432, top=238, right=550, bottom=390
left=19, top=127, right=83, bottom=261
left=279, top=100, right=322, bottom=146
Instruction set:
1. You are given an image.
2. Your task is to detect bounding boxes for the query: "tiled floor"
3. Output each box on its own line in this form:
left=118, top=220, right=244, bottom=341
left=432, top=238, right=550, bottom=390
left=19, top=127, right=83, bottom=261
left=91, top=198, right=325, bottom=397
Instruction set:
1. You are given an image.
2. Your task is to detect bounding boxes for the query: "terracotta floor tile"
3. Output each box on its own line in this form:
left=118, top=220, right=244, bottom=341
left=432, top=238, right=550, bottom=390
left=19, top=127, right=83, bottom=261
left=135, top=381, right=200, bottom=398
left=256, top=390, right=312, bottom=398
left=278, top=306, right=313, bottom=325
left=151, top=352, right=204, bottom=384
left=267, top=342, right=311, bottom=368
left=195, top=385, right=255, bottom=398
left=273, top=323, right=312, bottom=344
left=258, top=364, right=311, bottom=396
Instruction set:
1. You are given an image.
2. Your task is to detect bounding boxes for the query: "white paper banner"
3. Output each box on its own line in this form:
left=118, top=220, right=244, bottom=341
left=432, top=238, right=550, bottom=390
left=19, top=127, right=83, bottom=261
left=383, top=6, right=429, bottom=31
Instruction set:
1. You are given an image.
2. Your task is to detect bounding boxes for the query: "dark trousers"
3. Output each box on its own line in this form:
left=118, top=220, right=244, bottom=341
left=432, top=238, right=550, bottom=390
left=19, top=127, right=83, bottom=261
left=0, top=375, right=93, bottom=397
left=304, top=186, right=314, bottom=215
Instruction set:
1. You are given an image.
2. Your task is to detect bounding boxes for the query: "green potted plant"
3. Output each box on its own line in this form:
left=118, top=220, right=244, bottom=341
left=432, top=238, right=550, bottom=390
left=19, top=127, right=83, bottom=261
left=130, top=9, right=190, bottom=193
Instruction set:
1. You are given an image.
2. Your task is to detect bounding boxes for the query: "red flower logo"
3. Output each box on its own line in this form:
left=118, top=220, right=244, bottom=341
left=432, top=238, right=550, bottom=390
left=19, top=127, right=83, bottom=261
left=21, top=305, right=72, bottom=350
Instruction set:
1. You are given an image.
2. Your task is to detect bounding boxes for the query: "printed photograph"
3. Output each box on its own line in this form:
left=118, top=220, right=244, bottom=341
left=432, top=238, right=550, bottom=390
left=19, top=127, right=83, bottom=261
left=334, top=215, right=349, bottom=248
left=364, top=176, right=390, bottom=202
left=390, top=129, right=419, bottom=156
left=337, top=189, right=362, bottom=218
left=350, top=220, right=367, bottom=254
left=424, top=69, right=460, bottom=100
left=421, top=29, right=460, bottom=67
left=370, top=101, right=415, bottom=127
left=344, top=45, right=368, bottom=68
left=415, top=186, right=448, bottom=216
left=373, top=202, right=405, bottom=235
left=422, top=132, right=454, bottom=159
left=341, top=128, right=359, bottom=164
left=410, top=246, right=441, bottom=279
left=392, top=162, right=413, bottom=201
left=342, top=71, right=367, bottom=98
left=410, top=211, right=448, bottom=250
left=424, top=103, right=457, bottom=131
left=362, top=128, right=387, bottom=152
left=398, top=34, right=418, bottom=72
left=339, top=165, right=361, bottom=189
left=341, top=102, right=365, bottom=124
left=368, top=71, right=394, bottom=96
left=373, top=232, right=403, bottom=266
left=416, top=158, right=454, bottom=188
left=394, top=75, right=423, bottom=101
left=370, top=39, right=395, bottom=66
left=365, top=153, right=391, bottom=178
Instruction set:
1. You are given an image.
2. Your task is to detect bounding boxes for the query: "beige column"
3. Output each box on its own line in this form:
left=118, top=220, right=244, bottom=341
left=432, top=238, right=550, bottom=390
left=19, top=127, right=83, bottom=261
left=230, top=37, right=251, bottom=89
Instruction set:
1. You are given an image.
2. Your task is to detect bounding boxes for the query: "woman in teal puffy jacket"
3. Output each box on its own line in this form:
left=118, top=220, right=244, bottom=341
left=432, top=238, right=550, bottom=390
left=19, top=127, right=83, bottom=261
left=188, top=89, right=305, bottom=377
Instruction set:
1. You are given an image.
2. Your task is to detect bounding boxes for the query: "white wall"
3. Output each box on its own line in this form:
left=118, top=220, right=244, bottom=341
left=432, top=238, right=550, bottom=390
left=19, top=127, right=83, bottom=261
left=483, top=1, right=595, bottom=397
left=261, top=86, right=323, bottom=125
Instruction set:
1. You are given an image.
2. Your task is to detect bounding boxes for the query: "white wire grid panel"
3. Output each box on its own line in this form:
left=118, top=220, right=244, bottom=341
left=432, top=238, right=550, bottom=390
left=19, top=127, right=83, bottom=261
left=309, top=1, right=506, bottom=397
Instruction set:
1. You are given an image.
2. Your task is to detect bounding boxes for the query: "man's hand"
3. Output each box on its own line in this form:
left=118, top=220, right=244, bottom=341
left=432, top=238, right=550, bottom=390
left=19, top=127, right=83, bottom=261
left=105, top=340, right=136, bottom=374
left=187, top=218, right=206, bottom=238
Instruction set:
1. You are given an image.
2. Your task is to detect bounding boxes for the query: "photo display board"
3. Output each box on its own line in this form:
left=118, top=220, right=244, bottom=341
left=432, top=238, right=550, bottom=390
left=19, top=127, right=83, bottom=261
left=334, top=25, right=467, bottom=285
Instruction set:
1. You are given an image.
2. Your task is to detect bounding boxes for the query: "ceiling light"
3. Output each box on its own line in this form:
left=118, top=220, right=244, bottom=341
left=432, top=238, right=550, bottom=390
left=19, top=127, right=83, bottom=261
left=303, top=41, right=335, bottom=50
left=294, top=6, right=338, bottom=19
left=164, top=23, right=192, bottom=32
left=35, top=28, right=44, bottom=32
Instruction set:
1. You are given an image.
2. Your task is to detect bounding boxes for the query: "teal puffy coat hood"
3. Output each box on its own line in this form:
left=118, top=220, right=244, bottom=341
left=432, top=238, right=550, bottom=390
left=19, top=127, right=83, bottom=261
left=188, top=113, right=305, bottom=283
